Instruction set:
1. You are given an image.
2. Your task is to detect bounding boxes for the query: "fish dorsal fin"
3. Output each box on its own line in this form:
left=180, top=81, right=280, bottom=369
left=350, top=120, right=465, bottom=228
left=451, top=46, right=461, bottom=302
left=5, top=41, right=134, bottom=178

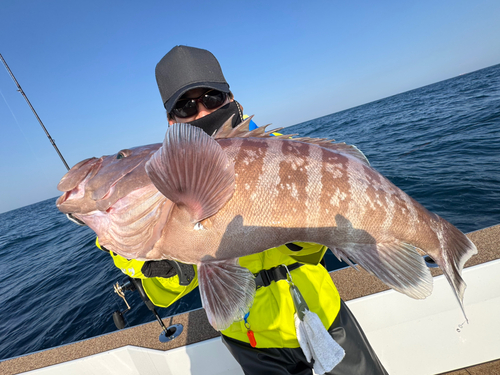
left=214, top=116, right=258, bottom=139
left=292, top=138, right=371, bottom=166
left=213, top=115, right=238, bottom=138
left=215, top=116, right=370, bottom=166
left=214, top=116, right=297, bottom=140
left=334, top=143, right=370, bottom=166
left=146, top=123, right=235, bottom=223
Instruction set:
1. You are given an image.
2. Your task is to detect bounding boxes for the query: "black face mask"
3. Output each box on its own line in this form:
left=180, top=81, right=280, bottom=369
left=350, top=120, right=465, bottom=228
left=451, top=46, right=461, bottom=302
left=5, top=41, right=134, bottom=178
left=186, top=101, right=244, bottom=136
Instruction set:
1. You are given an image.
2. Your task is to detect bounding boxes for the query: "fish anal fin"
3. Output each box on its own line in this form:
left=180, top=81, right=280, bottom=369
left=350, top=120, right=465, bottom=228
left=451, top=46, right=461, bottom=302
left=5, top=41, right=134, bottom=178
left=331, top=247, right=358, bottom=270
left=146, top=123, right=235, bottom=222
left=198, top=259, right=255, bottom=331
left=331, top=240, right=433, bottom=299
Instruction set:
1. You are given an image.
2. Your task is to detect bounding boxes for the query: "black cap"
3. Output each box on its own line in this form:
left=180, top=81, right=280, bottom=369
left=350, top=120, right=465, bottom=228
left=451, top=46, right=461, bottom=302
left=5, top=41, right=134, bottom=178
left=155, top=46, right=230, bottom=113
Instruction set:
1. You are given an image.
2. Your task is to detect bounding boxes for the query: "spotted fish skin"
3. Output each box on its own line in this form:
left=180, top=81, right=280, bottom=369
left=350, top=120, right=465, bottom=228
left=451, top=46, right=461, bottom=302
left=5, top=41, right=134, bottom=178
left=153, top=137, right=403, bottom=256
left=56, top=118, right=477, bottom=330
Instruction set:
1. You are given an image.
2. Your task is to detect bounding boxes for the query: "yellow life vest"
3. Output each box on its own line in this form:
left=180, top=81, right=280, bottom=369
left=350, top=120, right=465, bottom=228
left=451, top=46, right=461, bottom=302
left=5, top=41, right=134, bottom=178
left=98, top=238, right=341, bottom=348
left=97, top=238, right=198, bottom=307
left=221, top=242, right=341, bottom=348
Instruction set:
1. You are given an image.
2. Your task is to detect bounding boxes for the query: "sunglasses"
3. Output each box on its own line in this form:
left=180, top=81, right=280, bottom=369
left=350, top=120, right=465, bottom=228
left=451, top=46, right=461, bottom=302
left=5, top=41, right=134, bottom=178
left=171, top=89, right=228, bottom=118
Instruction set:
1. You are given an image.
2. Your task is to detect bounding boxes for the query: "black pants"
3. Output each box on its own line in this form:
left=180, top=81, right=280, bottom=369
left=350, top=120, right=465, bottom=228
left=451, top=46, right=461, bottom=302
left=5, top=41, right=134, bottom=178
left=222, top=300, right=388, bottom=375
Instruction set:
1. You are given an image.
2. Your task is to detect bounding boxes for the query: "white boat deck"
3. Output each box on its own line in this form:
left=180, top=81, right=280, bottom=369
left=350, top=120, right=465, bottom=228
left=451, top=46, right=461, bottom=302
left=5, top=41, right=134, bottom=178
left=349, top=259, right=500, bottom=375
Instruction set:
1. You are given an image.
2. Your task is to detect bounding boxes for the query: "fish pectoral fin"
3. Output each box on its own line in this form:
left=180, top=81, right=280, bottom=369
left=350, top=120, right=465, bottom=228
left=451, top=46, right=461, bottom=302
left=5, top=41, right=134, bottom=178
left=198, top=259, right=255, bottom=331
left=146, top=123, right=235, bottom=222
left=333, top=241, right=433, bottom=299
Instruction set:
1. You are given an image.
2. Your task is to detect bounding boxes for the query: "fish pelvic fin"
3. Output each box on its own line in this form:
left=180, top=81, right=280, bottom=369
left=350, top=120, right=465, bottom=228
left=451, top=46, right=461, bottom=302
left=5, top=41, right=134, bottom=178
left=332, top=240, right=434, bottom=299
left=430, top=220, right=478, bottom=322
left=198, top=259, right=255, bottom=331
left=146, top=123, right=235, bottom=222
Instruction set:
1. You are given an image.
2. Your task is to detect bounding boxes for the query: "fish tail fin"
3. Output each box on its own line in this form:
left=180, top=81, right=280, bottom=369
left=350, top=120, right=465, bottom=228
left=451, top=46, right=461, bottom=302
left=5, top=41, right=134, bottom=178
left=432, top=220, right=478, bottom=321
left=198, top=259, right=255, bottom=331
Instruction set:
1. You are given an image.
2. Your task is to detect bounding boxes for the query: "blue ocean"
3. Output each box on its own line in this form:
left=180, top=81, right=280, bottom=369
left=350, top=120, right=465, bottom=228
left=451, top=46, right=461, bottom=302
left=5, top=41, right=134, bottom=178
left=1, top=63, right=499, bottom=361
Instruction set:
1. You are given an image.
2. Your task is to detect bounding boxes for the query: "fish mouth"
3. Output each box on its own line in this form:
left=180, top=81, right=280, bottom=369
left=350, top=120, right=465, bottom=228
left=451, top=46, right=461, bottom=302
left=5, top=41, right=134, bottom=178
left=56, top=158, right=103, bottom=212
left=56, top=191, right=72, bottom=208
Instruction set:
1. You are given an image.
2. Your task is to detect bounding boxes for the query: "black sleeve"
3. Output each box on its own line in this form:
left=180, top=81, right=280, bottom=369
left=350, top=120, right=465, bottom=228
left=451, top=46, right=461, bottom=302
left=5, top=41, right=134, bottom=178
left=141, top=260, right=196, bottom=285
left=141, top=260, right=177, bottom=278
left=285, top=243, right=304, bottom=251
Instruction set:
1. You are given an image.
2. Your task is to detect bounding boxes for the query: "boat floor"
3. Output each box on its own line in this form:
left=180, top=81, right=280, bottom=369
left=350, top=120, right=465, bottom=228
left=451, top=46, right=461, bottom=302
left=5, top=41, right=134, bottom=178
left=440, top=359, right=500, bottom=375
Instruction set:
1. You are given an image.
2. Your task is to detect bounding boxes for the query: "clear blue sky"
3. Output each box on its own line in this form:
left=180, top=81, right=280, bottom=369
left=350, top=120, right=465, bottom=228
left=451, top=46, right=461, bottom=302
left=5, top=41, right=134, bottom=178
left=1, top=0, right=499, bottom=214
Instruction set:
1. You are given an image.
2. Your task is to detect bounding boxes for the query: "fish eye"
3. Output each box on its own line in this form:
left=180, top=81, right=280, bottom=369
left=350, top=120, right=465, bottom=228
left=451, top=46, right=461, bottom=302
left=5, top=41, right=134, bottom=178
left=116, top=149, right=131, bottom=159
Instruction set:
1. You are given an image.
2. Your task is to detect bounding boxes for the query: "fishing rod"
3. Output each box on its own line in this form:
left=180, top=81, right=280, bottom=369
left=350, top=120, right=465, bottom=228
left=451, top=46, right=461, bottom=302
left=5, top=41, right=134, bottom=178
left=0, top=53, right=70, bottom=171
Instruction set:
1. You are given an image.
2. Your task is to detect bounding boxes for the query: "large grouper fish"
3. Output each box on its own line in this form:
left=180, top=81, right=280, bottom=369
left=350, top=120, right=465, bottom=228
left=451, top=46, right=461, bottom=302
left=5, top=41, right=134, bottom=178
left=56, top=117, right=477, bottom=330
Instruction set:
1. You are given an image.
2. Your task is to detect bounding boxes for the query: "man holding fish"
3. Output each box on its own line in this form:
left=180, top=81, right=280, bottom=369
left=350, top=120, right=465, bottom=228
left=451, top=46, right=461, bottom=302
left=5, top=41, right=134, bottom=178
left=57, top=45, right=476, bottom=374
left=109, top=45, right=388, bottom=374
